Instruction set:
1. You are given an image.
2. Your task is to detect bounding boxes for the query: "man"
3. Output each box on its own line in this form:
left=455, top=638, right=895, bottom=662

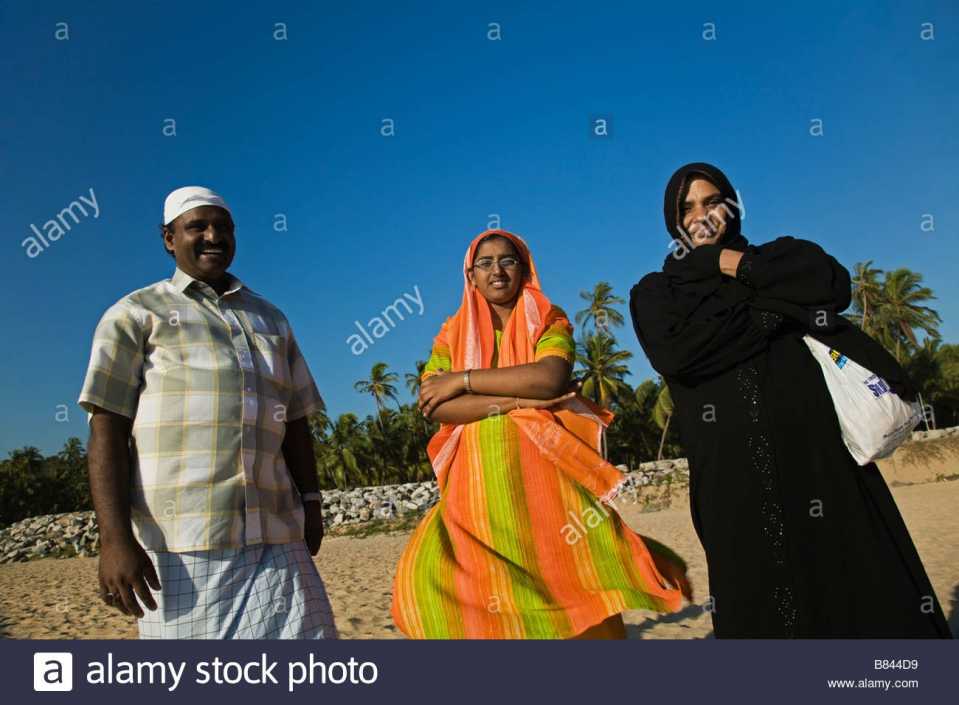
left=78, top=186, right=337, bottom=638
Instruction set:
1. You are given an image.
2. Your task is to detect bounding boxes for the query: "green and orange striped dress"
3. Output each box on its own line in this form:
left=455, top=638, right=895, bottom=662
left=391, top=308, right=682, bottom=638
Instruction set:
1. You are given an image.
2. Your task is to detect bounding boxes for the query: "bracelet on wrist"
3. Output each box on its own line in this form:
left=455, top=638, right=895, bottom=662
left=463, top=369, right=473, bottom=393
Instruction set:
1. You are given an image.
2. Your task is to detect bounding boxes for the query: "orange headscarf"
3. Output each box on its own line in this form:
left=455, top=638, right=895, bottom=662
left=426, top=229, right=624, bottom=499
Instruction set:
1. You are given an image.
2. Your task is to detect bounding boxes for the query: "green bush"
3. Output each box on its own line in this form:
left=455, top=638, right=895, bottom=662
left=0, top=438, right=91, bottom=528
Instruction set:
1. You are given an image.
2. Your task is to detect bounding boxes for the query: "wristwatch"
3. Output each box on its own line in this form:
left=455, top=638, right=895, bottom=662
left=301, top=492, right=322, bottom=503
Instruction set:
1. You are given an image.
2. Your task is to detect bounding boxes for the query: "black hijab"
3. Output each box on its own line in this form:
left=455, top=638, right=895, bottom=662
left=631, top=162, right=913, bottom=396
left=628, top=163, right=769, bottom=382
left=662, top=161, right=746, bottom=248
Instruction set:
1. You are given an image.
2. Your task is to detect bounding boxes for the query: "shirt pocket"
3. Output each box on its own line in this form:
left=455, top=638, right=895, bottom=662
left=252, top=332, right=291, bottom=390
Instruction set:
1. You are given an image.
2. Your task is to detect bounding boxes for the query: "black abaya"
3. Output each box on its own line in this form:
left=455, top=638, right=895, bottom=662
left=629, top=163, right=952, bottom=638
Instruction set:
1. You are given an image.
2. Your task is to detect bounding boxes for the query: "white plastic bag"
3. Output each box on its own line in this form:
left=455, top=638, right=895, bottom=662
left=802, top=334, right=921, bottom=465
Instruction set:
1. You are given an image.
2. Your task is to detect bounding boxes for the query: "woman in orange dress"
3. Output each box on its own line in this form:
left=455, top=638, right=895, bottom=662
left=391, top=229, right=691, bottom=639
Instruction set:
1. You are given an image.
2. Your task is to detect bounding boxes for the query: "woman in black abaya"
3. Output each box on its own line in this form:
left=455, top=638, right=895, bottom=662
left=629, top=162, right=952, bottom=638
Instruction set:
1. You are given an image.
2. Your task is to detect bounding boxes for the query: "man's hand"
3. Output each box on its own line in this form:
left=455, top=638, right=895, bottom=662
left=304, top=501, right=325, bottom=555
left=97, top=533, right=160, bottom=618
left=88, top=407, right=158, bottom=619
left=282, top=417, right=324, bottom=555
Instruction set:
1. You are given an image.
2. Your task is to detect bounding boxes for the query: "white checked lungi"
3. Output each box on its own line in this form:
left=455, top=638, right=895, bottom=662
left=137, top=540, right=338, bottom=639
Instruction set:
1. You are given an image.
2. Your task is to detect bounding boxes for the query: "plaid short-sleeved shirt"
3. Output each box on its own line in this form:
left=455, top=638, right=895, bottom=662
left=78, top=268, right=324, bottom=552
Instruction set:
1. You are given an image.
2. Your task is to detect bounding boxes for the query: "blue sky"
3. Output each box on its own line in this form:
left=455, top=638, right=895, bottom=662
left=2, top=1, right=957, bottom=455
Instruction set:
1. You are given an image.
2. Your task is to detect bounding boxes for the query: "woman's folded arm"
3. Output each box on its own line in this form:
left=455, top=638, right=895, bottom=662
left=467, top=357, right=571, bottom=399
left=427, top=393, right=520, bottom=425
left=732, top=236, right=852, bottom=311
left=629, top=274, right=767, bottom=382
left=428, top=388, right=575, bottom=425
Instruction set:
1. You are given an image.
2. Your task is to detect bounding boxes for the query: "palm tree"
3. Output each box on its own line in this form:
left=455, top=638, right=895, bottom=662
left=307, top=409, right=332, bottom=443
left=0, top=447, right=46, bottom=524
left=321, top=413, right=365, bottom=489
left=397, top=403, right=435, bottom=480
left=366, top=409, right=402, bottom=485
left=575, top=282, right=625, bottom=336
left=575, top=333, right=633, bottom=407
left=850, top=260, right=884, bottom=335
left=651, top=384, right=674, bottom=460
left=405, top=359, right=427, bottom=398
left=634, top=379, right=664, bottom=460
left=404, top=358, right=434, bottom=444
left=604, top=379, right=663, bottom=467
left=634, top=379, right=658, bottom=410
left=873, top=268, right=941, bottom=362
left=905, top=339, right=959, bottom=429
left=52, top=437, right=90, bottom=510
left=354, top=362, right=401, bottom=425
left=929, top=343, right=959, bottom=427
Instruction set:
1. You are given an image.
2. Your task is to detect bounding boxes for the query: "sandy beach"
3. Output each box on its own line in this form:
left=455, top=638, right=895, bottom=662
left=2, top=463, right=956, bottom=640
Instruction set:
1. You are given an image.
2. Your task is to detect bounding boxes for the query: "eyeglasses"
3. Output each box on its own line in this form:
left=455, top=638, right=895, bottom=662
left=472, top=256, right=522, bottom=271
